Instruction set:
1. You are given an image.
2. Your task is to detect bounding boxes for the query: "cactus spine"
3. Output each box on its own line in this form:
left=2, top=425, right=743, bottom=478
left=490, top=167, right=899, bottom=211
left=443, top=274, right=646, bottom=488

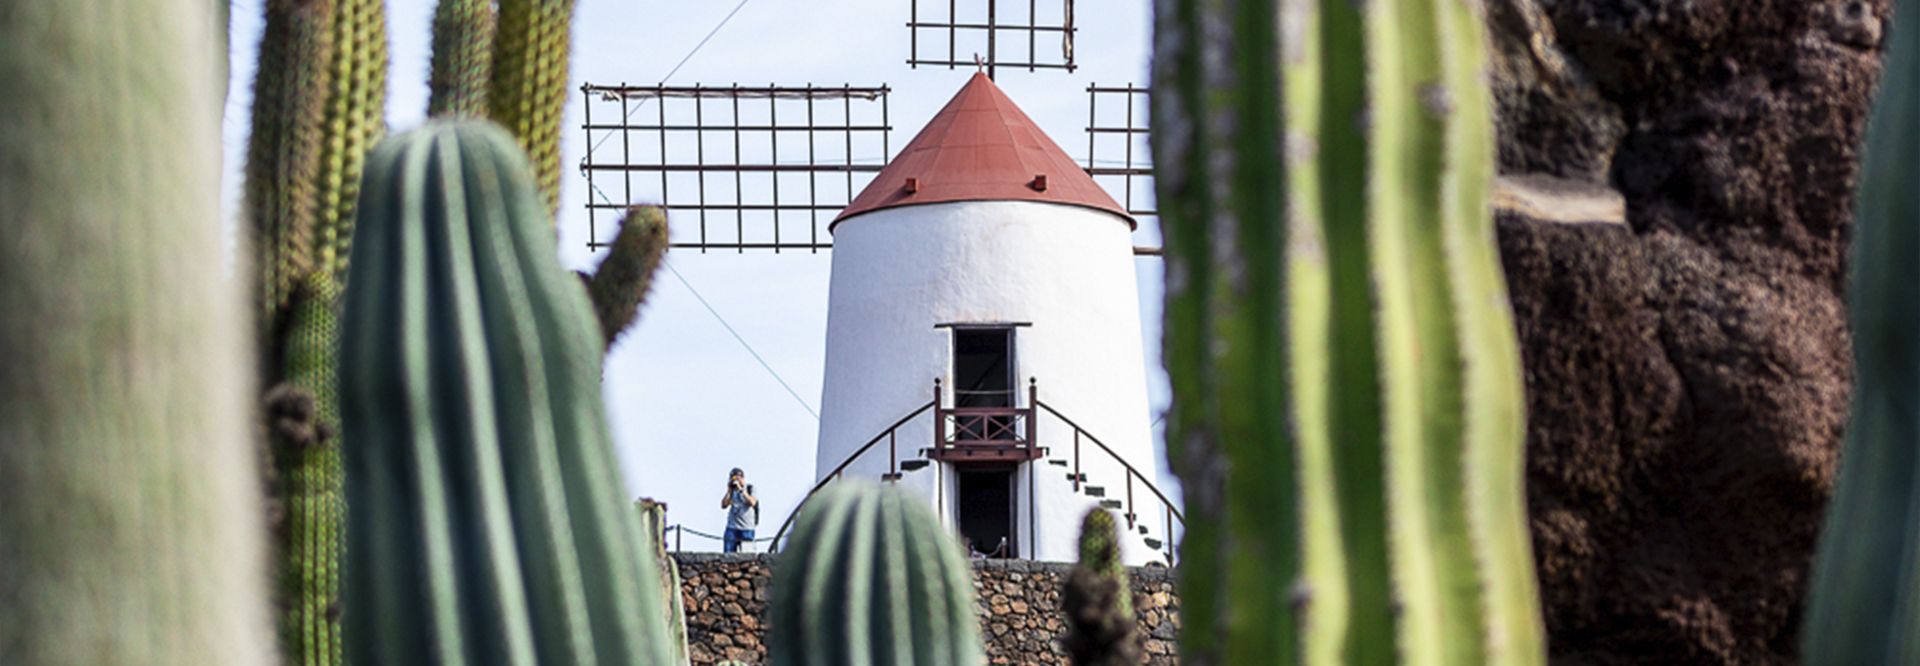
left=1151, top=0, right=1544, bottom=663
left=1803, top=3, right=1919, bottom=662
left=0, top=1, right=271, bottom=663
left=430, top=0, right=497, bottom=118
left=339, top=121, right=672, bottom=665
left=1063, top=509, right=1140, bottom=666
left=769, top=483, right=986, bottom=665
left=244, top=0, right=389, bottom=662
left=489, top=0, right=575, bottom=212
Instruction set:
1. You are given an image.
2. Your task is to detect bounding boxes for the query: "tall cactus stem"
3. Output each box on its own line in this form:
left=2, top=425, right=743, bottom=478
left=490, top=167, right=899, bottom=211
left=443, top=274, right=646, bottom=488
left=1151, top=0, right=1301, bottom=663
left=314, top=0, right=389, bottom=283
left=429, top=0, right=497, bottom=118
left=340, top=121, right=671, bottom=664
left=0, top=1, right=271, bottom=662
left=489, top=0, right=575, bottom=213
left=1442, top=0, right=1546, bottom=662
left=587, top=206, right=669, bottom=350
left=1803, top=2, right=1919, bottom=662
left=246, top=0, right=337, bottom=329
left=1153, top=0, right=1544, bottom=663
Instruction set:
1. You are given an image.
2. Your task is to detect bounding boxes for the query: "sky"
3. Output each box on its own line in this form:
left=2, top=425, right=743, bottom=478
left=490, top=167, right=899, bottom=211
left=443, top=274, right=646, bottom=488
left=222, top=0, right=1169, bottom=551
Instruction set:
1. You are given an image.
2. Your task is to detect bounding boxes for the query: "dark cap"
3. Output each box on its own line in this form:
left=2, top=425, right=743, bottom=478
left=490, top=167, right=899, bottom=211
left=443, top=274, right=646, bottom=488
left=730, top=467, right=744, bottom=477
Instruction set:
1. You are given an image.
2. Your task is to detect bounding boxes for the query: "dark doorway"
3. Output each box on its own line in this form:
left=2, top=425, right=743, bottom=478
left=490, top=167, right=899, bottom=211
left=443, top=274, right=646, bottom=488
left=953, top=328, right=1014, bottom=408
left=957, top=469, right=1016, bottom=558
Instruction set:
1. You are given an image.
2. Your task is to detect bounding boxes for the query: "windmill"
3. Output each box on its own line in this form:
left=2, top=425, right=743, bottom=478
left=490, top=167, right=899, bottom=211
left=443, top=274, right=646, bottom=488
left=579, top=0, right=1175, bottom=565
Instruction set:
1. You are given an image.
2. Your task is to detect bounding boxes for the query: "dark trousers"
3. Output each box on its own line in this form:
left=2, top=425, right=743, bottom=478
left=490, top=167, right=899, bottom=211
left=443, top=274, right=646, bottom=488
left=723, top=527, right=755, bottom=553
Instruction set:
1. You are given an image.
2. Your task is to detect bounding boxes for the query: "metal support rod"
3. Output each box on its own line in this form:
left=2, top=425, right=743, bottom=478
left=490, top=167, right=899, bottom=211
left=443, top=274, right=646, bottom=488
left=694, top=94, right=707, bottom=251
left=1123, top=84, right=1134, bottom=211
left=770, top=87, right=781, bottom=252
left=1126, top=472, right=1136, bottom=527
left=933, top=378, right=945, bottom=456
left=620, top=85, right=633, bottom=218
left=987, top=0, right=997, bottom=80
left=889, top=430, right=898, bottom=480
left=1073, top=428, right=1081, bottom=491
left=583, top=86, right=597, bottom=245
left=731, top=86, right=743, bottom=253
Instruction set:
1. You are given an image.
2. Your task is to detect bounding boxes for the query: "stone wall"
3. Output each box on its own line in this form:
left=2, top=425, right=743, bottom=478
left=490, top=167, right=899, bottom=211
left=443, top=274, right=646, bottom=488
left=674, top=554, right=1181, bottom=665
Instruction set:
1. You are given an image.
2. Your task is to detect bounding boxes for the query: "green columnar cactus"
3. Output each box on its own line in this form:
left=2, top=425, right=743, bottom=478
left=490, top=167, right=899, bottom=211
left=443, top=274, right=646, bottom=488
left=246, top=0, right=336, bottom=324
left=429, top=0, right=497, bottom=117
left=1803, top=4, right=1918, bottom=663
left=1151, top=0, right=1544, bottom=663
left=768, top=483, right=985, bottom=665
left=587, top=206, right=670, bottom=349
left=1063, top=509, right=1140, bottom=666
left=489, top=0, right=575, bottom=212
left=0, top=1, right=271, bottom=663
left=636, top=498, right=693, bottom=665
left=339, top=121, right=672, bottom=665
left=313, top=0, right=389, bottom=283
left=245, top=1, right=389, bottom=662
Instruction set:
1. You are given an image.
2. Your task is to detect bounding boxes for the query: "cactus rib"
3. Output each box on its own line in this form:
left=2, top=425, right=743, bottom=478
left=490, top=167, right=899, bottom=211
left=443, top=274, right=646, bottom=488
left=430, top=0, right=497, bottom=118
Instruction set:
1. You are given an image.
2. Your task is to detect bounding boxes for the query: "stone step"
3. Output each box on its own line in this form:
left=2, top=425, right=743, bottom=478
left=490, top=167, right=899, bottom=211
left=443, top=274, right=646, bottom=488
left=900, top=459, right=930, bottom=471
left=1047, top=459, right=1069, bottom=467
left=1099, top=499, right=1123, bottom=510
left=1143, top=537, right=1163, bottom=550
left=1084, top=486, right=1106, bottom=498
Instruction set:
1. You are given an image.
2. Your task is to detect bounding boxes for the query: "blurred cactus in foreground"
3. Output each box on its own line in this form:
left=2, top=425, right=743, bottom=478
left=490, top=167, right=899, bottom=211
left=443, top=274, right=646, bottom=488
left=1803, top=2, right=1919, bottom=662
left=1151, top=0, right=1543, bottom=663
left=241, top=0, right=389, bottom=661
left=769, top=483, right=985, bottom=665
left=1064, top=509, right=1141, bottom=666
left=0, top=1, right=271, bottom=663
left=339, top=121, right=671, bottom=665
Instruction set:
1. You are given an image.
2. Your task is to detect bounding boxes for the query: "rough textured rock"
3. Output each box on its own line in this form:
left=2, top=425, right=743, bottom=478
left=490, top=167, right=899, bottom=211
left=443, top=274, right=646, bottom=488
left=673, top=554, right=1179, bottom=665
left=1489, top=0, right=1888, bottom=663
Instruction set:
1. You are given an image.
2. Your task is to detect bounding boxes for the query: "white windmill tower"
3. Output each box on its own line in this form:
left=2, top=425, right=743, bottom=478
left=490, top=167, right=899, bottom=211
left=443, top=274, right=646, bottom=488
left=812, top=72, right=1167, bottom=564
left=579, top=0, right=1176, bottom=564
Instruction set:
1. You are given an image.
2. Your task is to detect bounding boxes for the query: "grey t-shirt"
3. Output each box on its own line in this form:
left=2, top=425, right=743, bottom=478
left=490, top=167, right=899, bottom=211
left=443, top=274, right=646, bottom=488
left=727, top=488, right=758, bottom=531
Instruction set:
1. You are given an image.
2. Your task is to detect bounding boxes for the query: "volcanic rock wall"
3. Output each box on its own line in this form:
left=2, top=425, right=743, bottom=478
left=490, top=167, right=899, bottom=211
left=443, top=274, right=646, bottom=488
left=1489, top=0, right=1889, bottom=662
left=673, top=554, right=1180, bottom=665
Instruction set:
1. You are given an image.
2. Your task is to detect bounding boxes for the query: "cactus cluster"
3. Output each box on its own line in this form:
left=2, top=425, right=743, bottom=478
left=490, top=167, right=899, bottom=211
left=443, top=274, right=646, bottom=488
left=1063, top=509, right=1140, bottom=666
left=0, top=1, right=271, bottom=663
left=339, top=121, right=672, bottom=664
left=429, top=0, right=497, bottom=118
left=242, top=0, right=389, bottom=662
left=1151, top=0, right=1543, bottom=663
left=1802, top=4, right=1918, bottom=663
left=768, top=483, right=985, bottom=665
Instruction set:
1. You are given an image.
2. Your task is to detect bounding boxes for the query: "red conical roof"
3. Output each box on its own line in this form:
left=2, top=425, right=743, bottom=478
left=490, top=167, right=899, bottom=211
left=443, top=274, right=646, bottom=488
left=832, top=73, right=1132, bottom=228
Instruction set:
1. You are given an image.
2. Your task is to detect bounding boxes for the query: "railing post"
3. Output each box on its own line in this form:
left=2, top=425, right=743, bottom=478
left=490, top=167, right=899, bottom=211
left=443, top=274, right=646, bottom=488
left=1026, top=378, right=1038, bottom=457
left=1073, top=429, right=1082, bottom=491
left=1126, top=472, right=1136, bottom=528
left=889, top=429, right=897, bottom=481
left=933, top=378, right=945, bottom=456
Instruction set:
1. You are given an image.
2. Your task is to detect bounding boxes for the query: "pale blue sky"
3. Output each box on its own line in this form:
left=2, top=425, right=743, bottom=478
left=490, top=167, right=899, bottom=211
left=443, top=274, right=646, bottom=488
left=222, top=0, right=1170, bottom=550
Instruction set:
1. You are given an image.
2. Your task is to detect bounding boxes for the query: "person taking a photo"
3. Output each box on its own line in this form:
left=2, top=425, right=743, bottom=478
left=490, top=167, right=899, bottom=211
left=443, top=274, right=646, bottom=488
left=720, top=467, right=759, bottom=553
